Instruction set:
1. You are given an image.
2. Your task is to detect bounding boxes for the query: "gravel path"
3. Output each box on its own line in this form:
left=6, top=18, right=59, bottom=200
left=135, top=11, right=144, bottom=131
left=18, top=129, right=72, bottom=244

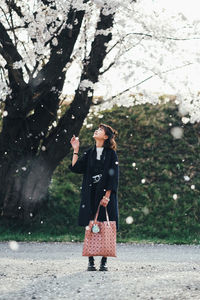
left=0, top=242, right=200, bottom=300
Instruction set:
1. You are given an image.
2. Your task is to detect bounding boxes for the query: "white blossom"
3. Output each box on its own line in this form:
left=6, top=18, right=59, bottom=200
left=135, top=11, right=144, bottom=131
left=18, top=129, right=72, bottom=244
left=13, top=60, right=25, bottom=69
left=142, top=206, right=150, bottom=215
left=98, top=114, right=104, bottom=118
left=126, top=216, right=133, bottom=224
left=3, top=111, right=8, bottom=117
left=52, top=37, right=58, bottom=46
left=108, top=168, right=115, bottom=176
left=8, top=241, right=19, bottom=251
left=93, top=0, right=104, bottom=8
left=86, top=123, right=93, bottom=128
left=170, top=127, right=184, bottom=139
left=95, top=28, right=112, bottom=36
left=178, top=103, right=189, bottom=116
left=79, top=80, right=94, bottom=91
left=182, top=117, right=190, bottom=124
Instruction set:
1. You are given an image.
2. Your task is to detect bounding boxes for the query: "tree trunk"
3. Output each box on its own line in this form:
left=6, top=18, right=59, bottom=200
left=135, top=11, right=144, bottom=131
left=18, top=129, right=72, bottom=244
left=1, top=156, right=52, bottom=220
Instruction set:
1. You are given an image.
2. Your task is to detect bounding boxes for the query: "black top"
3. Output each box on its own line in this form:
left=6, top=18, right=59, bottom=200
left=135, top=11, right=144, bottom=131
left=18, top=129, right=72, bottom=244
left=92, top=159, right=104, bottom=176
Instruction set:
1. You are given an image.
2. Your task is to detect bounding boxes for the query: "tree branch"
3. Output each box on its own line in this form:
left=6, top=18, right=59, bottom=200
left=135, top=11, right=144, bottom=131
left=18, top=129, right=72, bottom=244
left=42, top=8, right=115, bottom=164
left=100, top=36, right=145, bottom=76
left=8, top=3, right=18, bottom=47
left=0, top=22, right=26, bottom=89
left=31, top=7, right=85, bottom=96
left=99, top=61, right=115, bottom=75
left=119, top=32, right=200, bottom=41
left=6, top=25, right=25, bottom=31
left=5, top=0, right=24, bottom=19
left=0, top=7, right=12, bottom=30
left=103, top=62, right=193, bottom=102
left=106, top=31, right=200, bottom=59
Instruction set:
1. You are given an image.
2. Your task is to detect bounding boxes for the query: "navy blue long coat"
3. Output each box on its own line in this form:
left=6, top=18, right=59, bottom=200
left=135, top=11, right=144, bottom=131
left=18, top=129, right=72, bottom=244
left=69, top=145, right=119, bottom=230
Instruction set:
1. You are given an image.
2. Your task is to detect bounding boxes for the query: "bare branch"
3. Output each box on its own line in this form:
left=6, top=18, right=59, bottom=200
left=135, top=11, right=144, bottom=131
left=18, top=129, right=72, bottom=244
left=0, top=22, right=26, bottom=89
left=0, top=65, right=9, bottom=86
left=99, top=61, right=115, bottom=75
left=8, top=2, right=18, bottom=46
left=120, top=32, right=200, bottom=41
left=31, top=61, right=40, bottom=78
left=5, top=0, right=24, bottom=19
left=1, top=8, right=31, bottom=77
left=107, top=31, right=200, bottom=58
left=19, top=41, right=31, bottom=76
left=101, top=36, right=145, bottom=76
left=0, top=7, right=12, bottom=29
left=83, top=16, right=88, bottom=62
left=6, top=26, right=26, bottom=31
left=104, top=62, right=193, bottom=102
left=44, top=20, right=65, bottom=47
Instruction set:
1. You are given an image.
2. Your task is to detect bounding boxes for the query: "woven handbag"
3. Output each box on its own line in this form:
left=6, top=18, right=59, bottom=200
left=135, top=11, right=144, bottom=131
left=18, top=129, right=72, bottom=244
left=82, top=203, right=116, bottom=257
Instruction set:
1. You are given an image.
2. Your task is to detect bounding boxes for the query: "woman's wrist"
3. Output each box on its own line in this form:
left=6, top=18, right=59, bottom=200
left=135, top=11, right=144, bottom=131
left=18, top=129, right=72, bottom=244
left=73, top=149, right=79, bottom=154
left=105, top=190, right=111, bottom=199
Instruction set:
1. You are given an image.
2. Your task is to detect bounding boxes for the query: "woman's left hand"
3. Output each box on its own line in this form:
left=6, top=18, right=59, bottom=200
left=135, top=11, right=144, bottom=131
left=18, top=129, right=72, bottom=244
left=100, top=196, right=110, bottom=207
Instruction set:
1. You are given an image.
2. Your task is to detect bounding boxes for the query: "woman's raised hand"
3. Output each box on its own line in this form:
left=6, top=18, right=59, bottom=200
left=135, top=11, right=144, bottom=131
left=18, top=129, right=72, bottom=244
left=70, top=135, right=80, bottom=151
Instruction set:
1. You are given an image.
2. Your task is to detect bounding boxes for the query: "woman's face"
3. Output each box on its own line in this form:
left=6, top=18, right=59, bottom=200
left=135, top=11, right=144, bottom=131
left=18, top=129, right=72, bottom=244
left=93, top=127, right=108, bottom=140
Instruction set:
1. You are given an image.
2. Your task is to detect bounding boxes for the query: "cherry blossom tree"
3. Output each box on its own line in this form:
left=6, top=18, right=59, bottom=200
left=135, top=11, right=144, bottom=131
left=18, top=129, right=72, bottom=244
left=0, top=0, right=199, bottom=220
left=0, top=0, right=120, bottom=219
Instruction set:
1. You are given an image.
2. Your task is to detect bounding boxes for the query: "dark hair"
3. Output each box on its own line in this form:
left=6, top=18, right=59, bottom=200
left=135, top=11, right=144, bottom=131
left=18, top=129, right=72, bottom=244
left=99, top=123, right=118, bottom=151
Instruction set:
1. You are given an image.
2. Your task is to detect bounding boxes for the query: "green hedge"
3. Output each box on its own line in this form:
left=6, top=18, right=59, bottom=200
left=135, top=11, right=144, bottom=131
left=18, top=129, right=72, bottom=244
left=1, top=102, right=200, bottom=242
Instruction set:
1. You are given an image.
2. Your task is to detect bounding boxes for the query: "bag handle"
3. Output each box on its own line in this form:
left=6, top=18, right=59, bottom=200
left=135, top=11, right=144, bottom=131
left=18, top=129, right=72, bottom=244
left=94, top=203, right=110, bottom=225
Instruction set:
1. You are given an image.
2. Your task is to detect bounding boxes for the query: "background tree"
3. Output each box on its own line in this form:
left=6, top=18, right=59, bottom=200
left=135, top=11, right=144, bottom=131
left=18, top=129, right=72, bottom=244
left=0, top=0, right=199, bottom=221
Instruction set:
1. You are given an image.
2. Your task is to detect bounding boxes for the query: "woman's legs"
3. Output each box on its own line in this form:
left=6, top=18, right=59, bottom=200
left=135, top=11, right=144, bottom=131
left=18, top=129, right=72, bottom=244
left=87, top=256, right=108, bottom=271
left=87, top=256, right=96, bottom=271
left=99, top=256, right=108, bottom=271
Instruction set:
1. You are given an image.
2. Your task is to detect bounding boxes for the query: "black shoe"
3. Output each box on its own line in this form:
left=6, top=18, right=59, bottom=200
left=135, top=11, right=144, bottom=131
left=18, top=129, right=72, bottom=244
left=87, top=256, right=96, bottom=271
left=99, top=257, right=108, bottom=271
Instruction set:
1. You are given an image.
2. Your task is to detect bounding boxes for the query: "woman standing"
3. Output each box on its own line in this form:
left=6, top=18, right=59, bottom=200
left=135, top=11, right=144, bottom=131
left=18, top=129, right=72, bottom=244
left=69, top=124, right=119, bottom=271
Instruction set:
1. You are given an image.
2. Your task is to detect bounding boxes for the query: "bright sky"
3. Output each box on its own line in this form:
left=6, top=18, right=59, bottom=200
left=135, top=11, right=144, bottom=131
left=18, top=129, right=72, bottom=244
left=156, top=0, right=200, bottom=19
left=64, top=0, right=200, bottom=97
